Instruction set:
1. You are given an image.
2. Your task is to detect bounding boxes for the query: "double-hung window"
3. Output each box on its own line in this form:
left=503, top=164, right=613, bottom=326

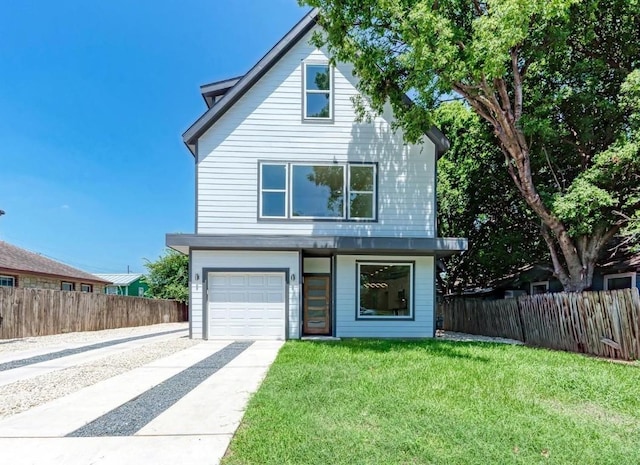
left=259, top=162, right=376, bottom=220
left=303, top=63, right=332, bottom=120
left=61, top=281, right=75, bottom=291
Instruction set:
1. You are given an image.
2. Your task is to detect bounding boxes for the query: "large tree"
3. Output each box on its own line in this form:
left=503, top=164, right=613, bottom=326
left=435, top=101, right=546, bottom=293
left=302, top=0, right=640, bottom=291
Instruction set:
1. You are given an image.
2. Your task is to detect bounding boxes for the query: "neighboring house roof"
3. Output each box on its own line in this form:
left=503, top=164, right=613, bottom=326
left=0, top=241, right=111, bottom=284
left=182, top=8, right=449, bottom=157
left=94, top=273, right=144, bottom=286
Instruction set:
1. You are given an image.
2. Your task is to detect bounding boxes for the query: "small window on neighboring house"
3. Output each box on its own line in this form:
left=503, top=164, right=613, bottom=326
left=530, top=281, right=549, bottom=295
left=138, top=287, right=145, bottom=297
left=61, top=282, right=75, bottom=291
left=0, top=275, right=16, bottom=287
left=604, top=272, right=636, bottom=290
left=303, top=63, right=332, bottom=120
left=106, top=286, right=118, bottom=295
left=80, top=283, right=92, bottom=293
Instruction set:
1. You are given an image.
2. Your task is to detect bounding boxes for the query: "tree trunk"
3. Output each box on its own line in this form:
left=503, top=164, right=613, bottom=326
left=458, top=74, right=619, bottom=292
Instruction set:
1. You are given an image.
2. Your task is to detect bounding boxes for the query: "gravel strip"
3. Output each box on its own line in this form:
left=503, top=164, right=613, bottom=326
left=0, top=328, right=186, bottom=372
left=68, top=341, right=253, bottom=437
left=0, top=337, right=200, bottom=420
left=0, top=323, right=188, bottom=355
left=436, top=330, right=523, bottom=345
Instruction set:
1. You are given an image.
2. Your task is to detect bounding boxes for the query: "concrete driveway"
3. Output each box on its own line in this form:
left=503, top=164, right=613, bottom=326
left=0, top=324, right=283, bottom=465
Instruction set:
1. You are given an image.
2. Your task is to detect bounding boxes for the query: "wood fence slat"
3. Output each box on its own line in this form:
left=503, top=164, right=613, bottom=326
left=440, top=288, right=640, bottom=361
left=0, top=287, right=186, bottom=339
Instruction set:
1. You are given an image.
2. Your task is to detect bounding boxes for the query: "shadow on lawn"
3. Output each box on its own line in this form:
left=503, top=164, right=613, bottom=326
left=304, top=339, right=492, bottom=362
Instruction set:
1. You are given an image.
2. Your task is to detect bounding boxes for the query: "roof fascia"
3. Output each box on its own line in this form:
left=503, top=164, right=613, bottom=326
left=183, top=8, right=320, bottom=155
left=200, top=76, right=244, bottom=108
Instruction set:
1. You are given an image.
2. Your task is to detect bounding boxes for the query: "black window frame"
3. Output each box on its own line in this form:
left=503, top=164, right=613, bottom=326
left=355, top=261, right=415, bottom=321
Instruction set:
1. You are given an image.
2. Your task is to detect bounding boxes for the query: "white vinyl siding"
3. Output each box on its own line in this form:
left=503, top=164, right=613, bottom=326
left=196, top=27, right=436, bottom=237
left=335, top=255, right=435, bottom=338
left=190, top=250, right=300, bottom=340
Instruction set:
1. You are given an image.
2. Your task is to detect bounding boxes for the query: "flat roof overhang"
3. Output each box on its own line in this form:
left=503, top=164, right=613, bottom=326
left=166, top=234, right=467, bottom=257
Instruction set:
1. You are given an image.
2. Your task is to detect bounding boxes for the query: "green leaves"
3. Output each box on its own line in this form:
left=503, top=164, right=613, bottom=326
left=143, top=249, right=188, bottom=302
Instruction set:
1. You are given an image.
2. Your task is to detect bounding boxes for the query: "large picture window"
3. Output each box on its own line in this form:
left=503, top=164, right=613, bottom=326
left=304, top=63, right=332, bottom=120
left=259, top=162, right=376, bottom=220
left=357, top=262, right=413, bottom=319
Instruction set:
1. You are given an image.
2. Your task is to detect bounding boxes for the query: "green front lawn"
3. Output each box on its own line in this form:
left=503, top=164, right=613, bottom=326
left=223, top=340, right=640, bottom=465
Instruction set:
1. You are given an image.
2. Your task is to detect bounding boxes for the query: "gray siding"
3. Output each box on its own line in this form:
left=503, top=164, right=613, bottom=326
left=335, top=255, right=435, bottom=338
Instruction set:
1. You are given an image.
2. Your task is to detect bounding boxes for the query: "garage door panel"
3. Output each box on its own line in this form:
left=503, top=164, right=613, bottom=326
left=207, top=272, right=286, bottom=340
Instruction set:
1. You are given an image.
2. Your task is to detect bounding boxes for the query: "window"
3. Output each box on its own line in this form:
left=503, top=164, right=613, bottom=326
left=61, top=282, right=75, bottom=291
left=260, top=164, right=287, bottom=218
left=303, top=63, right=332, bottom=120
left=292, top=164, right=344, bottom=217
left=530, top=281, right=549, bottom=295
left=259, top=162, right=376, bottom=220
left=349, top=165, right=375, bottom=220
left=604, top=272, right=636, bottom=290
left=0, top=275, right=15, bottom=287
left=138, top=287, right=145, bottom=297
left=357, top=262, right=413, bottom=319
left=80, top=283, right=92, bottom=293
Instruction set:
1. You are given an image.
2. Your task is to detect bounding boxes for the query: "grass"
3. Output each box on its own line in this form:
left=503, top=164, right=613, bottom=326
left=222, top=340, right=640, bottom=465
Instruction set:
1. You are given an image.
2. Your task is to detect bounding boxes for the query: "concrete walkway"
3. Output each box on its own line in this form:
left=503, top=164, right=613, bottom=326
left=0, top=333, right=283, bottom=465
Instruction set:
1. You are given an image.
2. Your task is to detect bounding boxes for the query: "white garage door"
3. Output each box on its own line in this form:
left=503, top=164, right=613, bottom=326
left=207, top=272, right=286, bottom=340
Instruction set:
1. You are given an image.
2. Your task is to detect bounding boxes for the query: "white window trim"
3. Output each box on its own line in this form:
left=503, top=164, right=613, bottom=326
left=259, top=162, right=376, bottom=220
left=303, top=62, right=333, bottom=121
left=530, top=281, right=549, bottom=295
left=0, top=275, right=16, bottom=287
left=357, top=261, right=414, bottom=320
left=80, top=283, right=92, bottom=293
left=603, top=272, right=636, bottom=290
left=61, top=281, right=75, bottom=291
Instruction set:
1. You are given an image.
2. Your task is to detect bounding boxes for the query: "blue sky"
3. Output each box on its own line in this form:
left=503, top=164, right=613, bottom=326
left=0, top=0, right=306, bottom=274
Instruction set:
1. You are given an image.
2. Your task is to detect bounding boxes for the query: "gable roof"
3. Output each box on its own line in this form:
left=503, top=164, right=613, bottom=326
left=94, top=273, right=144, bottom=286
left=0, top=241, right=111, bottom=284
left=182, top=8, right=449, bottom=157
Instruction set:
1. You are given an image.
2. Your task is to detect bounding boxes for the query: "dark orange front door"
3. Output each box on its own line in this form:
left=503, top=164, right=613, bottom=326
left=303, top=275, right=331, bottom=335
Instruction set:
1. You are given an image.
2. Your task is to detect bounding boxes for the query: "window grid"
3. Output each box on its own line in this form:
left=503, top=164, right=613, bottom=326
left=259, top=162, right=376, bottom=220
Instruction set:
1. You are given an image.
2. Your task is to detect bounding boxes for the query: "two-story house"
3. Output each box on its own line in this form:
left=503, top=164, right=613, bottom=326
left=167, top=9, right=467, bottom=340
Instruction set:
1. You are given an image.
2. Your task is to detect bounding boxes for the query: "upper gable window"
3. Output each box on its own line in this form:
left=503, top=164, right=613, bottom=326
left=304, top=63, right=332, bottom=120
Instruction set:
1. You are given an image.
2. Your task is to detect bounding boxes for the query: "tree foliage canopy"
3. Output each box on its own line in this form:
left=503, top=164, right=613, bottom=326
left=435, top=101, right=546, bottom=293
left=143, top=249, right=188, bottom=302
left=302, top=0, right=640, bottom=290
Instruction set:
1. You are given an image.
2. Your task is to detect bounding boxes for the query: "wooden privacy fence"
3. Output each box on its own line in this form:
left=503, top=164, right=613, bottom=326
left=440, top=288, right=640, bottom=360
left=0, top=287, right=188, bottom=339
